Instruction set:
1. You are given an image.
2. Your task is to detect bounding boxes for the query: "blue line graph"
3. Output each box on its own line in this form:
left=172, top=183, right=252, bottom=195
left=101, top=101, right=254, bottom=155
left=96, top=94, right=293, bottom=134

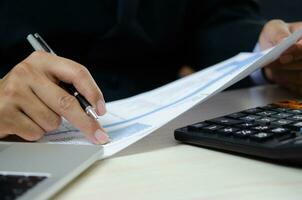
left=108, top=123, right=151, bottom=141
left=103, top=53, right=263, bottom=128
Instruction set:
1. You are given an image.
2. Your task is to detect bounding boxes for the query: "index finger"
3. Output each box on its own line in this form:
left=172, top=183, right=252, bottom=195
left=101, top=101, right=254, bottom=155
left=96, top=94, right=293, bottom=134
left=289, top=22, right=302, bottom=33
left=267, top=20, right=291, bottom=46
left=25, top=51, right=106, bottom=115
left=31, top=77, right=109, bottom=144
left=280, top=43, right=302, bottom=64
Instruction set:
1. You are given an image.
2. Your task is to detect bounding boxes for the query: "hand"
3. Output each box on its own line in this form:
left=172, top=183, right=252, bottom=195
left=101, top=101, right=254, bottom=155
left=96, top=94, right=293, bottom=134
left=259, top=19, right=302, bottom=94
left=0, top=51, right=109, bottom=144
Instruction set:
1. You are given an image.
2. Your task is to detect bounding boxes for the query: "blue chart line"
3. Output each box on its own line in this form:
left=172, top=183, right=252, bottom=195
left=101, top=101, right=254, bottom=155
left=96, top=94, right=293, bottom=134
left=103, top=53, right=263, bottom=129
left=216, top=53, right=263, bottom=72
left=46, top=130, right=79, bottom=136
left=108, top=123, right=151, bottom=141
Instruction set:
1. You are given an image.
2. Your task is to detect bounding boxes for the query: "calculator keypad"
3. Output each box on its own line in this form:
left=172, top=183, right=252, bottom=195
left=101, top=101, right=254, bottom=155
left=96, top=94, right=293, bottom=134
left=175, top=100, right=302, bottom=163
left=185, top=103, right=302, bottom=143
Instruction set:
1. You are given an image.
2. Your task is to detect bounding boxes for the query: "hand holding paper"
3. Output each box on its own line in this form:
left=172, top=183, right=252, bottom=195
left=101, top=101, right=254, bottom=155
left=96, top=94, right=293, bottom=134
left=38, top=28, right=302, bottom=159
left=259, top=20, right=302, bottom=94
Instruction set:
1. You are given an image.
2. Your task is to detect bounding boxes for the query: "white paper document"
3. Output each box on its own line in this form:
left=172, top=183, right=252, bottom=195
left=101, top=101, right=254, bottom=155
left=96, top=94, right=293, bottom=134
left=38, top=28, right=302, bottom=158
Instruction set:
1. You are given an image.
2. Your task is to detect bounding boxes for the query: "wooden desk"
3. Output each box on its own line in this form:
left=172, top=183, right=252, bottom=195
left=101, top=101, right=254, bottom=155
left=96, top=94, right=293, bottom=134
left=53, top=85, right=302, bottom=200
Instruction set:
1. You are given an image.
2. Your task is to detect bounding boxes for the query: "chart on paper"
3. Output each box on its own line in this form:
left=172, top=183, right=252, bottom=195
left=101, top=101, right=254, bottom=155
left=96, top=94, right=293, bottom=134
left=38, top=28, right=302, bottom=158
left=38, top=52, right=265, bottom=157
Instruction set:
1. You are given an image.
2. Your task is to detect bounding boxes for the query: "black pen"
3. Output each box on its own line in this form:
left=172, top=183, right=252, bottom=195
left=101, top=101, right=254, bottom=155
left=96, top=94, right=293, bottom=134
left=27, top=33, right=100, bottom=120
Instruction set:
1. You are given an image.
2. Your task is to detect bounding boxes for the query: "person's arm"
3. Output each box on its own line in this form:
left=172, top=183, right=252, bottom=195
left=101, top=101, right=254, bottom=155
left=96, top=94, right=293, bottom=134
left=0, top=51, right=109, bottom=144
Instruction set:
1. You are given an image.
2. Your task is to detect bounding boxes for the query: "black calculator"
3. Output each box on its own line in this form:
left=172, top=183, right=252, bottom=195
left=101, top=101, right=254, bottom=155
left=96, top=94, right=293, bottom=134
left=175, top=100, right=302, bottom=164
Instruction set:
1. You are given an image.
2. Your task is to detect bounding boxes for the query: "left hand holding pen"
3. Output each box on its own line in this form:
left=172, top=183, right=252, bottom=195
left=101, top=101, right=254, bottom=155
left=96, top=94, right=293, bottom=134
left=259, top=19, right=302, bottom=95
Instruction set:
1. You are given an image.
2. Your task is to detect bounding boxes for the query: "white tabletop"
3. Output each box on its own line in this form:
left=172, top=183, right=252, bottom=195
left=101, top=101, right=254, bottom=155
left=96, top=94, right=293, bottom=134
left=53, top=85, right=302, bottom=200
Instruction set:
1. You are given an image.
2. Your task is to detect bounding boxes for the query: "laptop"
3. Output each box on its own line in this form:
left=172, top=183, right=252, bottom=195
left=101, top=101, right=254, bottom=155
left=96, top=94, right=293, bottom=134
left=0, top=141, right=102, bottom=200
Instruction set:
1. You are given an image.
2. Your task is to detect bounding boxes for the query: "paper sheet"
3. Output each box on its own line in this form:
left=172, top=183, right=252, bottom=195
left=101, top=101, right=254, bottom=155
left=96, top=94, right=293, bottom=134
left=38, top=28, right=302, bottom=158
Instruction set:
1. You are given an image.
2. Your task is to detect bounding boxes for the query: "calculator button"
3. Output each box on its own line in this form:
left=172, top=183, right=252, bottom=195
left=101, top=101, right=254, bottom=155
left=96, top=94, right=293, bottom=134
left=286, top=109, right=302, bottom=114
left=271, top=113, right=293, bottom=119
left=227, top=112, right=247, bottom=119
left=202, top=125, right=224, bottom=133
left=252, top=125, right=270, bottom=131
left=287, top=115, right=302, bottom=121
left=236, top=122, right=257, bottom=128
left=250, top=132, right=274, bottom=141
left=234, top=130, right=257, bottom=138
left=258, top=111, right=277, bottom=117
left=188, top=122, right=209, bottom=131
left=270, top=127, right=290, bottom=135
left=288, top=122, right=302, bottom=132
left=271, top=119, right=294, bottom=127
left=240, top=115, right=261, bottom=122
left=217, top=127, right=239, bottom=135
left=274, top=107, right=292, bottom=112
left=255, top=117, right=277, bottom=125
left=242, top=108, right=263, bottom=114
left=207, top=117, right=242, bottom=126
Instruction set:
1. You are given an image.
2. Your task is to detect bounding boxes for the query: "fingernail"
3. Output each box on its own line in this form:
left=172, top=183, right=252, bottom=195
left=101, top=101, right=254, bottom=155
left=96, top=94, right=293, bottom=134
left=94, top=129, right=110, bottom=144
left=280, top=54, right=294, bottom=64
left=97, top=99, right=106, bottom=115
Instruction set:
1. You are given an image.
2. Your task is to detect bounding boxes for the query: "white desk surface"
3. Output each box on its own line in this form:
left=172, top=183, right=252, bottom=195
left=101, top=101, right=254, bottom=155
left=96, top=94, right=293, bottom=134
left=53, top=85, right=302, bottom=200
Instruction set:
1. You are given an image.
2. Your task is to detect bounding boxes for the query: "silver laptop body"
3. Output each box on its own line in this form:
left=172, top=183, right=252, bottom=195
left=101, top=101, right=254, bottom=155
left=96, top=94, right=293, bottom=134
left=0, top=142, right=102, bottom=200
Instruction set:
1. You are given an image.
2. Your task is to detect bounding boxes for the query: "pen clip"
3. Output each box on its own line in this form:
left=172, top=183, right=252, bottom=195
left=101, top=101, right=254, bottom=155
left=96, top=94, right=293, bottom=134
left=33, top=33, right=56, bottom=54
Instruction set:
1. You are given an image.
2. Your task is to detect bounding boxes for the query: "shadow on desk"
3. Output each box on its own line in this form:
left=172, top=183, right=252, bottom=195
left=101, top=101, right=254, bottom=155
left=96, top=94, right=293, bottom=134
left=114, top=85, right=300, bottom=158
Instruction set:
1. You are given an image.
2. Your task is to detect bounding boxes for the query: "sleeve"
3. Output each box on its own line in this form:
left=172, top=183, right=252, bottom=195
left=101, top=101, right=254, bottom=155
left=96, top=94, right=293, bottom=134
left=250, top=43, right=270, bottom=85
left=185, top=0, right=267, bottom=88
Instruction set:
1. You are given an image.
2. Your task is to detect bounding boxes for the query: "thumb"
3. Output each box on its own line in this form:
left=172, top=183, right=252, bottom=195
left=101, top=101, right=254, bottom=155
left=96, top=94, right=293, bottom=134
left=269, top=20, right=291, bottom=45
left=260, top=20, right=291, bottom=49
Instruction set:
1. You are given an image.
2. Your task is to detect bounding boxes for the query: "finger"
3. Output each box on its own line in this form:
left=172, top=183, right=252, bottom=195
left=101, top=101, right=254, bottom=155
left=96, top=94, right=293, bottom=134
left=9, top=110, right=45, bottom=141
left=278, top=22, right=302, bottom=64
left=290, top=44, right=302, bottom=62
left=267, top=20, right=291, bottom=46
left=289, top=22, right=302, bottom=33
left=268, top=68, right=302, bottom=88
left=278, top=42, right=302, bottom=64
left=264, top=58, right=293, bottom=71
left=260, top=20, right=291, bottom=50
left=19, top=87, right=62, bottom=132
left=274, top=60, right=302, bottom=70
left=24, top=51, right=106, bottom=115
left=30, top=77, right=109, bottom=144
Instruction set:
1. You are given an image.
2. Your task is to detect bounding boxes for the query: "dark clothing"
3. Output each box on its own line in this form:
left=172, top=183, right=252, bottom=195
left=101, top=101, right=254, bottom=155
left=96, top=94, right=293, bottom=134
left=0, top=0, right=264, bottom=101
